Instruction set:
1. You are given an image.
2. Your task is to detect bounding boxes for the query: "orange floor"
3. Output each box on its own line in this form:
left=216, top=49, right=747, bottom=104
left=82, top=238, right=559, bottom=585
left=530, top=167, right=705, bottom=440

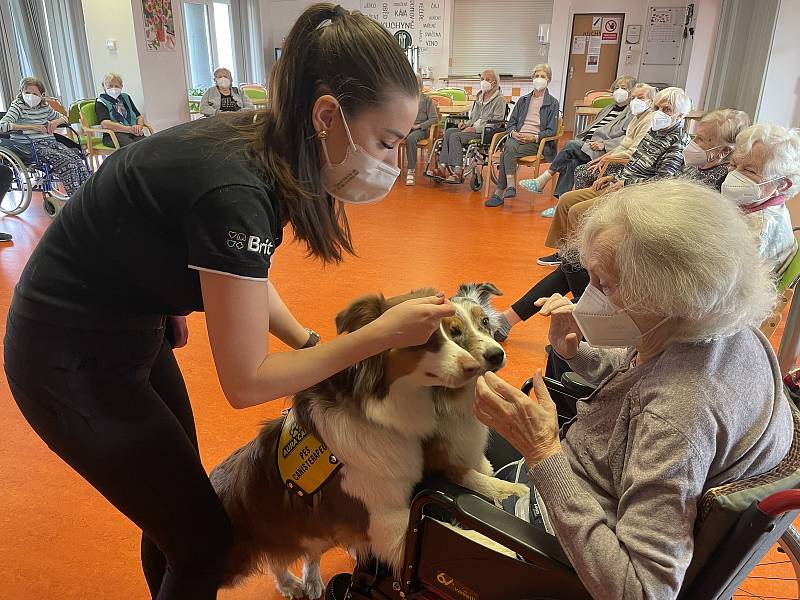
left=0, top=162, right=795, bottom=599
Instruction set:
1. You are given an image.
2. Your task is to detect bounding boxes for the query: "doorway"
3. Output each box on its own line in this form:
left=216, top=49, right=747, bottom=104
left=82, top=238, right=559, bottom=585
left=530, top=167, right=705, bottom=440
left=562, top=13, right=624, bottom=133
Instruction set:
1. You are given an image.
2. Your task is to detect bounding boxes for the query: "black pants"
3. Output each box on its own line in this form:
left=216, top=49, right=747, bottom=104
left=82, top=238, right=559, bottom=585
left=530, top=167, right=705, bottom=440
left=1, top=163, right=12, bottom=197
left=3, top=310, right=232, bottom=599
left=511, top=261, right=590, bottom=321
left=104, top=132, right=144, bottom=148
left=549, top=139, right=591, bottom=197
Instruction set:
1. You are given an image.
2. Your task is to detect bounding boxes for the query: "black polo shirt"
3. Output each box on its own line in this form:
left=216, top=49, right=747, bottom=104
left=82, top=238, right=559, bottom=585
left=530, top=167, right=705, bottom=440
left=12, top=118, right=282, bottom=328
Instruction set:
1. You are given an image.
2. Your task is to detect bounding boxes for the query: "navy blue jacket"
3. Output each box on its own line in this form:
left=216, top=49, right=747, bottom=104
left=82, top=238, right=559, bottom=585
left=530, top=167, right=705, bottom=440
left=505, top=88, right=560, bottom=162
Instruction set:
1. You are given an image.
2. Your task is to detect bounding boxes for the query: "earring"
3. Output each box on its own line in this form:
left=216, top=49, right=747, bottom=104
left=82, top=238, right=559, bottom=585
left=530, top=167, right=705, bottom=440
left=318, top=130, right=328, bottom=140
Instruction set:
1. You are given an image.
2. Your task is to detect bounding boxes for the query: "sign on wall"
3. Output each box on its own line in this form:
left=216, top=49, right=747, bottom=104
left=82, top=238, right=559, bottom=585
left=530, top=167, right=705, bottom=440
left=360, top=1, right=444, bottom=55
left=143, top=0, right=176, bottom=51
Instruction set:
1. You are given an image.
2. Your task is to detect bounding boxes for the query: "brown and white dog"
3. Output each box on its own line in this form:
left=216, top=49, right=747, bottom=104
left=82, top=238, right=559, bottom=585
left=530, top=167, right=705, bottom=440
left=210, top=285, right=522, bottom=598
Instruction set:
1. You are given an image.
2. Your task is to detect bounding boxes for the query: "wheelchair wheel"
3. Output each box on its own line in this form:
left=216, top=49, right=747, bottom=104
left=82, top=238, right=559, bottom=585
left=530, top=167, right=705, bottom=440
left=489, top=137, right=507, bottom=187
left=0, top=147, right=33, bottom=216
left=43, top=193, right=66, bottom=218
left=736, top=526, right=800, bottom=598
left=470, top=171, right=483, bottom=192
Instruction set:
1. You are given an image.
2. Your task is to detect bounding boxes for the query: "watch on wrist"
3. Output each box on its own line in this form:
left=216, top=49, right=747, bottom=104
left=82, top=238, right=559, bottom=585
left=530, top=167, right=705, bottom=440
left=301, top=328, right=320, bottom=349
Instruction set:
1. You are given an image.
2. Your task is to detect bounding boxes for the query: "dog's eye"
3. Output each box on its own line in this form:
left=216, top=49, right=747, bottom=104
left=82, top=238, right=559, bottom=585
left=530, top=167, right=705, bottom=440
left=450, top=328, right=462, bottom=338
left=481, top=317, right=490, bottom=328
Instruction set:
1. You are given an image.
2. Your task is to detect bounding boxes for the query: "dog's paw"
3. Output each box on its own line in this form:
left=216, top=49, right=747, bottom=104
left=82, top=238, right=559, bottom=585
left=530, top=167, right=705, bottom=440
left=491, top=480, right=529, bottom=502
left=304, top=574, right=325, bottom=600
left=275, top=572, right=306, bottom=599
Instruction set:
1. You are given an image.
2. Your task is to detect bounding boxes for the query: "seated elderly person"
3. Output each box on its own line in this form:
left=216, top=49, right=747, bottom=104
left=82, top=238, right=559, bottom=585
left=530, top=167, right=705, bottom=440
left=515, top=75, right=637, bottom=202
left=484, top=64, right=559, bottom=207
left=95, top=72, right=146, bottom=148
left=537, top=86, right=691, bottom=266
left=478, top=179, right=793, bottom=598
left=680, top=108, right=750, bottom=190
left=0, top=77, right=90, bottom=196
left=573, top=83, right=657, bottom=190
left=199, top=68, right=255, bottom=117
left=404, top=76, right=439, bottom=186
left=722, top=123, right=800, bottom=274
left=427, top=69, right=506, bottom=184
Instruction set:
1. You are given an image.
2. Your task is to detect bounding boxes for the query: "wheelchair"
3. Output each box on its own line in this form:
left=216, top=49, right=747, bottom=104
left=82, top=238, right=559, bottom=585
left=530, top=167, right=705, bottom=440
left=425, top=112, right=508, bottom=193
left=325, top=364, right=800, bottom=600
left=0, top=124, right=91, bottom=218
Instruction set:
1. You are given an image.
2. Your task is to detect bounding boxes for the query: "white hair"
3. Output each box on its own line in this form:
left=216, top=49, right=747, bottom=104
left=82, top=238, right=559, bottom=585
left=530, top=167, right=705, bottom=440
left=532, top=63, right=552, bottom=81
left=612, top=75, right=638, bottom=90
left=734, top=123, right=800, bottom=191
left=569, top=179, right=776, bottom=343
left=631, top=82, right=656, bottom=101
left=102, top=72, right=123, bottom=88
left=654, top=86, right=692, bottom=116
left=698, top=108, right=751, bottom=147
left=481, top=68, right=500, bottom=85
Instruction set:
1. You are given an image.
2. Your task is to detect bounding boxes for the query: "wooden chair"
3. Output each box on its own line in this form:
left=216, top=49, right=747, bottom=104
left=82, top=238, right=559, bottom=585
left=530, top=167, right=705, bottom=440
left=45, top=96, right=67, bottom=116
left=398, top=109, right=440, bottom=171
left=583, top=89, right=612, bottom=103
left=79, top=102, right=154, bottom=169
left=464, top=85, right=473, bottom=96
left=428, top=95, right=452, bottom=108
left=482, top=115, right=565, bottom=196
left=240, top=84, right=268, bottom=107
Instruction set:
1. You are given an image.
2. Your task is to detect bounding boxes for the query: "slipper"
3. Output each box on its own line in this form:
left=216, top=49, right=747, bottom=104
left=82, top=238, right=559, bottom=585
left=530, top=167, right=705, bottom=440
left=445, top=175, right=464, bottom=184
left=503, top=186, right=517, bottom=199
left=484, top=194, right=504, bottom=207
left=540, top=207, right=556, bottom=218
left=520, top=179, right=542, bottom=193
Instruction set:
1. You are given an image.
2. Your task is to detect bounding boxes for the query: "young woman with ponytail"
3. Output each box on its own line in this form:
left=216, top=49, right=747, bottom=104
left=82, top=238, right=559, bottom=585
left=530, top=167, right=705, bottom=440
left=4, top=4, right=451, bottom=598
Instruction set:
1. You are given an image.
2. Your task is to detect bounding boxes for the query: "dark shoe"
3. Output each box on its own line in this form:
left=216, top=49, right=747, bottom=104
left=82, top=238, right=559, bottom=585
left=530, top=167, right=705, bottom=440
left=484, top=194, right=504, bottom=207
left=537, top=252, right=561, bottom=267
left=503, top=186, right=517, bottom=199
left=0, top=232, right=12, bottom=243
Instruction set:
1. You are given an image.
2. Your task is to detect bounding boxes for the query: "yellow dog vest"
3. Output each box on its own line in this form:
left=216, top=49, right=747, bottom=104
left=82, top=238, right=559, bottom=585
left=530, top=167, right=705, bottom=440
left=277, top=408, right=341, bottom=497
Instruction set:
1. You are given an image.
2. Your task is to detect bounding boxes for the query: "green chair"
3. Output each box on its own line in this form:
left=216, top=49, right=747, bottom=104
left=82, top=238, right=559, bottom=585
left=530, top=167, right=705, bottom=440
left=241, top=84, right=268, bottom=107
left=79, top=101, right=154, bottom=168
left=429, top=87, right=468, bottom=103
left=591, top=96, right=615, bottom=109
left=762, top=233, right=800, bottom=338
left=68, top=99, right=94, bottom=152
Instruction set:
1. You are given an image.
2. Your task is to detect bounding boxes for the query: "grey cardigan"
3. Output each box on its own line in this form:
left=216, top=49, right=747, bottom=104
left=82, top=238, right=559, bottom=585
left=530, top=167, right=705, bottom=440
left=576, top=102, right=633, bottom=153
left=466, top=90, right=507, bottom=133
left=531, top=328, right=793, bottom=599
left=414, top=94, right=438, bottom=132
left=199, top=86, right=255, bottom=117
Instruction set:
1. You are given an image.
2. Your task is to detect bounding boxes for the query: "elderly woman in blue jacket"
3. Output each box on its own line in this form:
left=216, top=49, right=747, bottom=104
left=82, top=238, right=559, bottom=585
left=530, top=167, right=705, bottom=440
left=485, top=63, right=559, bottom=207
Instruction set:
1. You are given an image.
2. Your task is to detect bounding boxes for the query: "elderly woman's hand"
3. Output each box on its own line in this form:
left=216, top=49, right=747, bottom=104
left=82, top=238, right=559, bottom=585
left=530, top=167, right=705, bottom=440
left=131, top=124, right=144, bottom=136
left=475, top=370, right=561, bottom=467
left=590, top=141, right=605, bottom=151
left=534, top=293, right=581, bottom=359
left=592, top=175, right=615, bottom=191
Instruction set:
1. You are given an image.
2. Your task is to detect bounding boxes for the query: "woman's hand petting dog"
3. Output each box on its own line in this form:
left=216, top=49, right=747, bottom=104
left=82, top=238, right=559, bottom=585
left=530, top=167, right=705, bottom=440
left=535, top=293, right=581, bottom=359
left=475, top=370, right=561, bottom=468
left=372, top=293, right=455, bottom=350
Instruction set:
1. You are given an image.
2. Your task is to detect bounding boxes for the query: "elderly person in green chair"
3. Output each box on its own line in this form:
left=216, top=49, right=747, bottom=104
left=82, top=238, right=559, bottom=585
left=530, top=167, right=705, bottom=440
left=95, top=72, right=146, bottom=148
left=0, top=77, right=89, bottom=195
left=477, top=179, right=793, bottom=598
left=199, top=67, right=255, bottom=117
left=484, top=63, right=560, bottom=207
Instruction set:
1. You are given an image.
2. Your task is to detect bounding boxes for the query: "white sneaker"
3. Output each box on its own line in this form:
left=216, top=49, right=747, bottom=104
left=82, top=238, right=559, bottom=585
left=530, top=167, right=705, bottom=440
left=406, top=172, right=415, bottom=186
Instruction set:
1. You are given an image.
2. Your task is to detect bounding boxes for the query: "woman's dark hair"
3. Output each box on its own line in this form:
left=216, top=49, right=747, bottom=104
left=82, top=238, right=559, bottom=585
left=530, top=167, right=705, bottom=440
left=229, top=3, right=418, bottom=263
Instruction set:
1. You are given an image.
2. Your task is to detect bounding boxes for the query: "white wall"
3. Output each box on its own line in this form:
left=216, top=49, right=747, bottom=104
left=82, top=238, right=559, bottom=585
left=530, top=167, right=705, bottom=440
left=131, top=0, right=190, bottom=129
left=758, top=0, right=800, bottom=126
left=82, top=0, right=144, bottom=108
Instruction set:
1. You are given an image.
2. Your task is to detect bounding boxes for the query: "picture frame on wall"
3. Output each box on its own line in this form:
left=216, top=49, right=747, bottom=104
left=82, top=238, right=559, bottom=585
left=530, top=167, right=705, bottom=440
left=143, top=0, right=176, bottom=52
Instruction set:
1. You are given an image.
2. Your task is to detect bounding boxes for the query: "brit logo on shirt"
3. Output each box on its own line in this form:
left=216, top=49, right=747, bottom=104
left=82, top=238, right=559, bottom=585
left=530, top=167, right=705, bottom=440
left=227, top=230, right=274, bottom=255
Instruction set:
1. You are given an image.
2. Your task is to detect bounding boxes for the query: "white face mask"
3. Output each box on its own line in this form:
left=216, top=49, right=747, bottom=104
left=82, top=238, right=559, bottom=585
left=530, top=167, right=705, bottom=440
left=721, top=170, right=785, bottom=207
left=572, top=285, right=667, bottom=348
left=612, top=88, right=629, bottom=104
left=216, top=77, right=231, bottom=89
left=532, top=77, right=547, bottom=92
left=320, top=106, right=401, bottom=205
left=629, top=98, right=649, bottom=115
left=683, top=140, right=726, bottom=167
left=105, top=87, right=122, bottom=99
left=22, top=93, right=41, bottom=108
left=479, top=79, right=493, bottom=93
left=650, top=110, right=674, bottom=131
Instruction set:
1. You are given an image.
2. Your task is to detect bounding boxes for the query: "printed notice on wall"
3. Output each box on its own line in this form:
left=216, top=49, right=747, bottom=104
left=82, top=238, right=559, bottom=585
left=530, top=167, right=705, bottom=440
left=601, top=17, right=621, bottom=44
left=360, top=1, right=444, bottom=55
left=587, top=35, right=602, bottom=54
left=586, top=54, right=600, bottom=73
left=572, top=35, right=587, bottom=54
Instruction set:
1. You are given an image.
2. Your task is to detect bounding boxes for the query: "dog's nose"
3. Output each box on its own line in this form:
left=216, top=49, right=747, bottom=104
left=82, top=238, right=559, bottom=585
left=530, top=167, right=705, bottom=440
left=484, top=348, right=506, bottom=369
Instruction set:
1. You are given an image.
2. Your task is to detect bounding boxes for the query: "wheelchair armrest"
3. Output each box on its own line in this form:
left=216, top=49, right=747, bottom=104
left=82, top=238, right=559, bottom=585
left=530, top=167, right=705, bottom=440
left=562, top=372, right=596, bottom=397
left=409, top=479, right=574, bottom=570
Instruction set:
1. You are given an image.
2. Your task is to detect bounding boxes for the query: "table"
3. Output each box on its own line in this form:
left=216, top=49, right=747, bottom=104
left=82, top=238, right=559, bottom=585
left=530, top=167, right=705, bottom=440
left=438, top=102, right=472, bottom=115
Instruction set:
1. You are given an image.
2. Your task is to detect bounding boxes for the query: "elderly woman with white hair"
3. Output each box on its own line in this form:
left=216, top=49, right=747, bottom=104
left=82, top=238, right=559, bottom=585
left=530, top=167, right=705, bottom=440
left=680, top=108, right=750, bottom=190
left=721, top=123, right=800, bottom=274
left=511, top=75, right=637, bottom=205
left=480, top=179, right=793, bottom=598
left=428, top=68, right=506, bottom=184
left=0, top=77, right=90, bottom=195
left=484, top=64, right=560, bottom=206
left=537, top=86, right=691, bottom=266
left=199, top=67, right=255, bottom=117
left=95, top=72, right=147, bottom=148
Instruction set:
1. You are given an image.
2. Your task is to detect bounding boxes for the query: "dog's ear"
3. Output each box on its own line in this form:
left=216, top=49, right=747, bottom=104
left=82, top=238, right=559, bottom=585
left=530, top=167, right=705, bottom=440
left=475, top=282, right=503, bottom=300
left=335, top=294, right=386, bottom=334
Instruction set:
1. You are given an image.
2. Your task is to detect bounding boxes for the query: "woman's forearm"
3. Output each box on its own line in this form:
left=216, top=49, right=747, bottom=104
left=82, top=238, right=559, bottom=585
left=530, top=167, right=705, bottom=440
left=267, top=280, right=311, bottom=349
left=100, top=119, right=131, bottom=133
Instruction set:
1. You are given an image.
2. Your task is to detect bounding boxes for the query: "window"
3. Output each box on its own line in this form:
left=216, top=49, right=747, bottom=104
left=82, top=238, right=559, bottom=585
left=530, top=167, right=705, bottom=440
left=182, top=0, right=236, bottom=91
left=449, top=0, right=553, bottom=76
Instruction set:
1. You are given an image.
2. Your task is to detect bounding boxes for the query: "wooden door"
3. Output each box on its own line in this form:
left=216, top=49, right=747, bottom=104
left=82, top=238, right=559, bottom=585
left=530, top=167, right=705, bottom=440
left=563, top=13, right=624, bottom=132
